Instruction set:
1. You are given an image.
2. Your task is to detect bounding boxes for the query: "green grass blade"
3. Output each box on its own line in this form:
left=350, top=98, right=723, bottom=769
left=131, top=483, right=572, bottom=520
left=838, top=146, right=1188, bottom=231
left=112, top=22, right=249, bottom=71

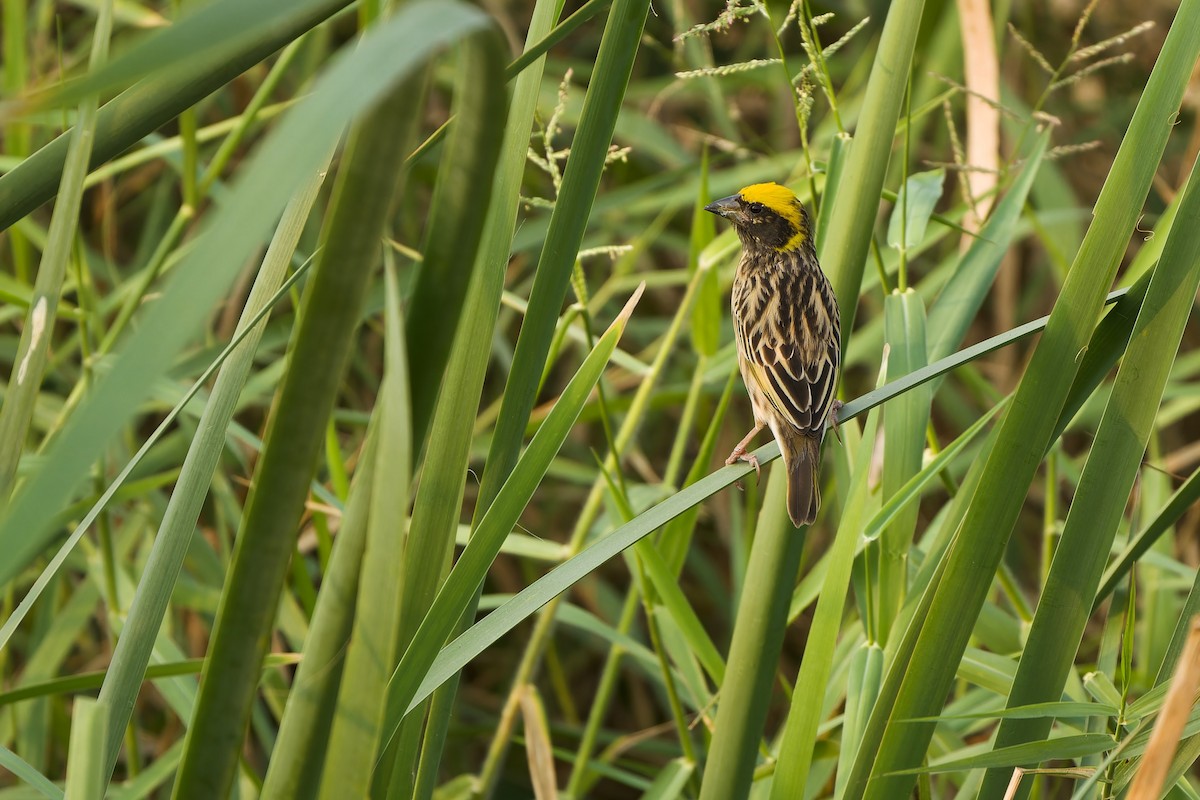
left=171, top=7, right=490, bottom=793
left=820, top=0, right=926, bottom=337
left=815, top=132, right=850, bottom=250
left=896, top=734, right=1114, bottom=775
left=925, top=130, right=1049, bottom=362
left=0, top=0, right=351, bottom=231
left=854, top=2, right=1200, bottom=794
left=634, top=540, right=726, bottom=684
left=403, top=1, right=566, bottom=793
left=1096, top=465, right=1200, bottom=608
left=472, top=0, right=650, bottom=519
left=688, top=146, right=719, bottom=358
left=770, top=366, right=883, bottom=798
left=978, top=151, right=1200, bottom=798
left=316, top=263, right=412, bottom=799
left=916, top=701, right=1118, bottom=722
left=261, top=434, right=380, bottom=800
left=0, top=2, right=110, bottom=497
left=0, top=746, right=62, bottom=799
left=877, top=289, right=932, bottom=642
left=642, top=757, right=695, bottom=800
left=0, top=655, right=300, bottom=707
left=396, top=292, right=1129, bottom=718
left=95, top=153, right=332, bottom=789
left=29, top=0, right=335, bottom=110
left=377, top=35, right=511, bottom=781
left=375, top=289, right=641, bottom=768
left=404, top=31, right=507, bottom=449
left=698, top=465, right=802, bottom=800
left=64, top=698, right=105, bottom=800
left=861, top=398, right=1007, bottom=544
left=837, top=642, right=883, bottom=798
left=887, top=169, right=944, bottom=250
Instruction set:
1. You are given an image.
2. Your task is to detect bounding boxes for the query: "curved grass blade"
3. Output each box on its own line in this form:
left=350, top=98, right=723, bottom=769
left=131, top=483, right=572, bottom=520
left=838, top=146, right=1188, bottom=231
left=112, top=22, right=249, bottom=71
left=402, top=0, right=567, bottom=793
left=375, top=287, right=643, bottom=770
left=0, top=0, right=489, bottom=591
left=891, top=734, right=1114, bottom=775
left=471, top=0, right=651, bottom=520
left=1095, top=465, right=1200, bottom=608
left=0, top=745, right=62, bottom=799
left=0, top=655, right=300, bottom=707
left=0, top=0, right=353, bottom=230
left=25, top=0, right=338, bottom=111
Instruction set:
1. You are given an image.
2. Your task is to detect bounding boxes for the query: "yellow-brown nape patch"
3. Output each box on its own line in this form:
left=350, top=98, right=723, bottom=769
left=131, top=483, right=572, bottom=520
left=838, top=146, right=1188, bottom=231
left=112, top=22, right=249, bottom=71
left=739, top=182, right=806, bottom=249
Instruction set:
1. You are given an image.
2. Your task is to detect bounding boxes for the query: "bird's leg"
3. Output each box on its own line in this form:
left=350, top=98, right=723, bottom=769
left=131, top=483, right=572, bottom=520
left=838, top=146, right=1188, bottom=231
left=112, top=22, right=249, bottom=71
left=726, top=421, right=766, bottom=478
left=828, top=400, right=845, bottom=443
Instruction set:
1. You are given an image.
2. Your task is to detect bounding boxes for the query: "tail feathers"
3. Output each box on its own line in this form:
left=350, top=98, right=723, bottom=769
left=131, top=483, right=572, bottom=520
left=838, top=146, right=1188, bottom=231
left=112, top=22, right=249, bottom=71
left=782, top=432, right=822, bottom=527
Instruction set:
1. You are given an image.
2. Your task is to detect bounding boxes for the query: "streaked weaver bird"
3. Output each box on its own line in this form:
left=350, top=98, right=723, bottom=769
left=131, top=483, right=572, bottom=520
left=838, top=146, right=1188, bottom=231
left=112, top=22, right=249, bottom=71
left=705, top=182, right=841, bottom=527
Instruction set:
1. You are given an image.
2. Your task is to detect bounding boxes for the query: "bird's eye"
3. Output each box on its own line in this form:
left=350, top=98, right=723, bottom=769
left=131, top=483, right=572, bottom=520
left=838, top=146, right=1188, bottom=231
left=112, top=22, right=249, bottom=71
left=748, top=202, right=765, bottom=214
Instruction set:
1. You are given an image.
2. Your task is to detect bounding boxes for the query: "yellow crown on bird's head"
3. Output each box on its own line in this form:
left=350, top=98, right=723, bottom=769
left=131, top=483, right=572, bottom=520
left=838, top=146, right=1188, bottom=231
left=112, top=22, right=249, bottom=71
left=737, top=182, right=804, bottom=231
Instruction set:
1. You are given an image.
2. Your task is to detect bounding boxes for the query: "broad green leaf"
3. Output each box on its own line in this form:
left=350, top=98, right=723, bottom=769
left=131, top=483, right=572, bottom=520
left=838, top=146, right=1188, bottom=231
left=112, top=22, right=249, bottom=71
left=887, top=169, right=944, bottom=249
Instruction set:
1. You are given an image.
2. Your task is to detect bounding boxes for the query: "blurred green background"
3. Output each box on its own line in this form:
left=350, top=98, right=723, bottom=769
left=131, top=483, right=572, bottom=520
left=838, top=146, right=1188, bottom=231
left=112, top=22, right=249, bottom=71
left=1, top=0, right=1200, bottom=798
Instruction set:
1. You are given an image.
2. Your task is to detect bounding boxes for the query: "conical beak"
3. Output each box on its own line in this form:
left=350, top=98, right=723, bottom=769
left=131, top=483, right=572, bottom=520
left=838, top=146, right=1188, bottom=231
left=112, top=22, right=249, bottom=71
left=704, top=194, right=739, bottom=217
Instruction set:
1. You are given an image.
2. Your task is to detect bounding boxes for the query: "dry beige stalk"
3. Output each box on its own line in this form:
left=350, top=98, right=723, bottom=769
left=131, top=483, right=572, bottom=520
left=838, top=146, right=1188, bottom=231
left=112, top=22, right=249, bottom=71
left=1127, top=616, right=1200, bottom=799
left=955, top=0, right=1000, bottom=236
